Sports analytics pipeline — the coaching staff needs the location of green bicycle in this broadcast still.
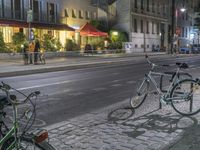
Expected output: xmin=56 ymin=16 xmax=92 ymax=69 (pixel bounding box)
xmin=0 ymin=82 xmax=56 ymax=150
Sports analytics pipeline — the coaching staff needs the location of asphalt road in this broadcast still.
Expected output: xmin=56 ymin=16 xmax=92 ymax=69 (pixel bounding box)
xmin=1 ymin=55 xmax=200 ymax=127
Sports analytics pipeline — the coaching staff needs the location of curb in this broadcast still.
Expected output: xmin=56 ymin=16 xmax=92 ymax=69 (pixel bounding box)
xmin=0 ymin=53 xmax=197 ymax=78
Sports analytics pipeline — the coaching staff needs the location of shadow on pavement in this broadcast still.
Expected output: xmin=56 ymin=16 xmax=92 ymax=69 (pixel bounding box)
xmin=107 ymin=107 xmax=198 ymax=139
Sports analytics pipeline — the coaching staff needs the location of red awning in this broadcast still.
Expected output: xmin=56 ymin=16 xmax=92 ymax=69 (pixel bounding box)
xmin=79 ymin=22 xmax=108 ymax=37
xmin=0 ymin=19 xmax=75 ymax=31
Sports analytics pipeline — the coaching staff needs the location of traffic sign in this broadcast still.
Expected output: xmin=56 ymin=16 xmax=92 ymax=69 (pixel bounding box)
xmin=27 ymin=10 xmax=33 ymax=23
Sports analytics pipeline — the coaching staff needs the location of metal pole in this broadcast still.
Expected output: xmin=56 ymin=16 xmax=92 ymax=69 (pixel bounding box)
xmin=170 ymin=0 xmax=175 ymax=54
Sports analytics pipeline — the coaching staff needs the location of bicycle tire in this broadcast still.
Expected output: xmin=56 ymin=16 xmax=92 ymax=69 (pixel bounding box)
xmin=170 ymin=79 xmax=200 ymax=116
xmin=130 ymin=80 xmax=149 ymax=109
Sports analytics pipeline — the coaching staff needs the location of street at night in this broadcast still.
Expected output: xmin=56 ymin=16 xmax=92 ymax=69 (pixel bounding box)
xmin=1 ymin=0 xmax=200 ymax=149
xmin=1 ymin=54 xmax=200 ymax=149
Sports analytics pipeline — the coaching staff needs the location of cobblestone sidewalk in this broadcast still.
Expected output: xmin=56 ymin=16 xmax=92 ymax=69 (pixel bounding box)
xmin=45 ymin=99 xmax=199 ymax=150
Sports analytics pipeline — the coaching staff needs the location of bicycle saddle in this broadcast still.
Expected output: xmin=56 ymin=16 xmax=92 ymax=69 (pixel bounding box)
xmin=176 ymin=62 xmax=189 ymax=69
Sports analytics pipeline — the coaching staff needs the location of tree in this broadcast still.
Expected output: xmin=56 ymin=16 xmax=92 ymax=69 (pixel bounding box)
xmin=0 ymin=32 xmax=7 ymax=52
xmin=42 ymin=34 xmax=62 ymax=51
xmin=65 ymin=39 xmax=79 ymax=51
xmin=90 ymin=20 xmax=109 ymax=32
xmin=12 ymin=32 xmax=26 ymax=52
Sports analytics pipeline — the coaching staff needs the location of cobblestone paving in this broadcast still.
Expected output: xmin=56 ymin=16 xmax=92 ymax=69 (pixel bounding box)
xmin=45 ymin=98 xmax=200 ymax=150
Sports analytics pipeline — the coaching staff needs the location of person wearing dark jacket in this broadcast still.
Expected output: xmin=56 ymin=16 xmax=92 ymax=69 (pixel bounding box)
xmin=34 ymin=39 xmax=40 ymax=64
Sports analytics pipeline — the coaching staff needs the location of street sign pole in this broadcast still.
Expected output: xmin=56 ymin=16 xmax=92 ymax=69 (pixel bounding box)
xmin=27 ymin=9 xmax=33 ymax=42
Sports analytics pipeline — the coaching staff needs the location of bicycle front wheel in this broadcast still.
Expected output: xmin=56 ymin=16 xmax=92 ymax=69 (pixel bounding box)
xmin=170 ymin=79 xmax=200 ymax=116
xmin=130 ymin=80 xmax=149 ymax=109
xmin=20 ymin=139 xmax=42 ymax=150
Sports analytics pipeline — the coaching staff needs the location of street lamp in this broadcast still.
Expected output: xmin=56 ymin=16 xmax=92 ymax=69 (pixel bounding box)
xmin=170 ymin=0 xmax=186 ymax=54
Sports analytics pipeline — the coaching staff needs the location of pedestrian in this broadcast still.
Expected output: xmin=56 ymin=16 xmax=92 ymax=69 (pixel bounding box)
xmin=29 ymin=41 xmax=35 ymax=64
xmin=34 ymin=39 xmax=40 ymax=64
xmin=22 ymin=42 xmax=29 ymax=65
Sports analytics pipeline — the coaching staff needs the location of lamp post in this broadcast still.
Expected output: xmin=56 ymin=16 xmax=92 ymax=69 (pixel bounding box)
xmin=170 ymin=0 xmax=175 ymax=54
xmin=27 ymin=0 xmax=33 ymax=42
xmin=171 ymin=0 xmax=186 ymax=54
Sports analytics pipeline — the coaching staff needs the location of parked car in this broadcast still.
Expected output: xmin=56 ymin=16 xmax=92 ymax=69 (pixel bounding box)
xmin=179 ymin=47 xmax=191 ymax=54
xmin=191 ymin=44 xmax=200 ymax=54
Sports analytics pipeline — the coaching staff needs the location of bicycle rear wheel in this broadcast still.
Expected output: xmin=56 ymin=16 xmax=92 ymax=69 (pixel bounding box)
xmin=170 ymin=79 xmax=200 ymax=116
xmin=130 ymin=80 xmax=149 ymax=109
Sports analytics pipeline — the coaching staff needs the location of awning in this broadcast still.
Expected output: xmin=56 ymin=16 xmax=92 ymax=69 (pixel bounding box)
xmin=0 ymin=19 xmax=75 ymax=31
xmin=78 ymin=22 xmax=108 ymax=37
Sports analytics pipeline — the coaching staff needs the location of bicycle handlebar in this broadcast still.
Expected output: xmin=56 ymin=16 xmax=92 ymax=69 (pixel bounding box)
xmin=0 ymin=82 xmax=40 ymax=105
xmin=145 ymin=54 xmax=171 ymax=69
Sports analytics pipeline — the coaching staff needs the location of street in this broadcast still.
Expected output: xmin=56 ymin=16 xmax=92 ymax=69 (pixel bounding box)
xmin=1 ymin=55 xmax=200 ymax=127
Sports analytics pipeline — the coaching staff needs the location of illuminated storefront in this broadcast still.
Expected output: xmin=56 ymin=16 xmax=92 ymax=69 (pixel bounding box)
xmin=0 ymin=19 xmax=75 ymax=48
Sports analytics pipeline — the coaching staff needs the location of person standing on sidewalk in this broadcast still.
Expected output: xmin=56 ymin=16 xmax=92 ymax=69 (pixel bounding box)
xmin=22 ymin=42 xmax=29 ymax=65
xmin=34 ymin=39 xmax=40 ymax=64
xmin=29 ymin=41 xmax=35 ymax=64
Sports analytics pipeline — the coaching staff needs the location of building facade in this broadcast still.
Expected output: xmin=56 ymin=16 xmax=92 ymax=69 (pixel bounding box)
xmin=113 ymin=0 xmax=197 ymax=53
xmin=0 ymin=0 xmax=103 ymax=49
xmin=0 ymin=0 xmax=75 ymax=45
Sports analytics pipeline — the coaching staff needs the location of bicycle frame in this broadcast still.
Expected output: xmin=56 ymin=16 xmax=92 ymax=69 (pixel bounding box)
xmin=138 ymin=67 xmax=182 ymax=103
xmin=0 ymin=105 xmax=20 ymax=150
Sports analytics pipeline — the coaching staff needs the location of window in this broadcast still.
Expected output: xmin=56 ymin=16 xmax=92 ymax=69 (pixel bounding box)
xmin=72 ymin=9 xmax=76 ymax=18
xmin=85 ymin=11 xmax=90 ymax=19
xmin=141 ymin=0 xmax=144 ymax=10
xmin=93 ymin=12 xmax=97 ymax=20
xmin=64 ymin=8 xmax=69 ymax=17
xmin=134 ymin=18 xmax=137 ymax=32
xmin=185 ymin=27 xmax=188 ymax=37
xmin=186 ymin=13 xmax=188 ymax=20
xmin=134 ymin=0 xmax=138 ymax=8
xmin=182 ymin=27 xmax=184 ymax=37
xmin=79 ymin=10 xmax=83 ymax=19
xmin=162 ymin=3 xmax=166 ymax=15
xmin=157 ymin=2 xmax=160 ymax=14
xmin=33 ymin=0 xmax=39 ymax=21
xmin=146 ymin=21 xmax=149 ymax=33
xmin=11 ymin=0 xmax=21 ymax=19
xmin=141 ymin=20 xmax=143 ymax=33
xmin=157 ymin=22 xmax=159 ymax=34
xmin=152 ymin=0 xmax=155 ymax=12
xmin=0 ymin=0 xmax=5 ymax=17
xmin=152 ymin=22 xmax=155 ymax=34
xmin=47 ymin=3 xmax=55 ymax=22
xmin=147 ymin=0 xmax=149 ymax=11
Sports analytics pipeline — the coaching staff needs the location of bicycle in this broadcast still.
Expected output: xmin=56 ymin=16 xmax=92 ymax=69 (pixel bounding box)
xmin=130 ymin=55 xmax=200 ymax=116
xmin=36 ymin=51 xmax=46 ymax=65
xmin=0 ymin=82 xmax=55 ymax=150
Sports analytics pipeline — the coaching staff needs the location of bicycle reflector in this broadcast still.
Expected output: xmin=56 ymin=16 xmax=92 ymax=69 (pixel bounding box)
xmin=35 ymin=130 xmax=49 ymax=143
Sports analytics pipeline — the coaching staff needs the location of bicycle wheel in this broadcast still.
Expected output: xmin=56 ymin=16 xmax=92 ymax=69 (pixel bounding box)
xmin=130 ymin=80 xmax=149 ymax=109
xmin=20 ymin=136 xmax=56 ymax=150
xmin=19 ymin=138 xmax=42 ymax=150
xmin=170 ymin=79 xmax=200 ymax=116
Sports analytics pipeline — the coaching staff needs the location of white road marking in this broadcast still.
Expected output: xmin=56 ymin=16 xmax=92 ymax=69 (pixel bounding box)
xmin=93 ymin=87 xmax=106 ymax=91
xmin=112 ymin=80 xmax=120 ymax=83
xmin=16 ymin=80 xmax=71 ymax=90
xmin=126 ymin=81 xmax=137 ymax=84
xmin=111 ymin=84 xmax=122 ymax=87
xmin=68 ymin=92 xmax=84 ymax=96
xmin=112 ymin=72 xmax=120 ymax=75
xmin=47 ymin=89 xmax=72 ymax=96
